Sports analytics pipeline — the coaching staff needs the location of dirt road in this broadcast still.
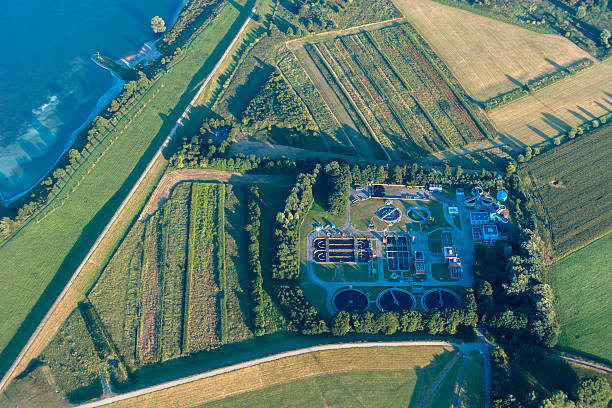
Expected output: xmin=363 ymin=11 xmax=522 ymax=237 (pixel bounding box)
xmin=139 ymin=169 xmax=292 ymax=220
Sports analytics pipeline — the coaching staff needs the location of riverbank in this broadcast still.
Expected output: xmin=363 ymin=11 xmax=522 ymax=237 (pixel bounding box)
xmin=0 ymin=0 xmax=189 ymax=206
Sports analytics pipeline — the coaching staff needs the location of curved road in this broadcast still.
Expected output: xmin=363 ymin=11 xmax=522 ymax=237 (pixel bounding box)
xmin=0 ymin=9 xmax=256 ymax=394
xmin=78 ymin=341 xmax=453 ymax=408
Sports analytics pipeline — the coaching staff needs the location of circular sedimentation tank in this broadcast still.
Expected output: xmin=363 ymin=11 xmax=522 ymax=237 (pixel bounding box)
xmin=421 ymin=288 xmax=461 ymax=311
xmin=376 ymin=288 xmax=415 ymax=312
xmin=406 ymin=206 xmax=431 ymax=223
xmin=333 ymin=289 xmax=369 ymax=313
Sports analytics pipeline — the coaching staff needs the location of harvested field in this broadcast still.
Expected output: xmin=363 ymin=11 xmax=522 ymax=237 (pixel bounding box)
xmin=184 ymin=183 xmax=222 ymax=352
xmin=393 ymin=0 xmax=594 ymax=101
xmin=106 ymin=346 xmax=457 ymax=408
xmin=140 ymin=170 xmax=292 ymax=220
xmin=137 ymin=213 xmax=164 ymax=363
xmin=518 ymin=126 xmax=612 ymax=257
xmin=294 ymin=23 xmax=490 ymax=159
xmin=488 ymin=60 xmax=612 ymax=144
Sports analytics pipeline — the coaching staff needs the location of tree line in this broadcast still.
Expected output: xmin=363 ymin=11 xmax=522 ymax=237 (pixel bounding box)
xmin=331 ymin=289 xmax=478 ymax=336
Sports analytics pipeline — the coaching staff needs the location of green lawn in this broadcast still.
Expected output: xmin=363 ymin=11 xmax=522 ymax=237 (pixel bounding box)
xmin=431 ymin=263 xmax=451 ymax=282
xmin=429 ymin=356 xmax=462 ymax=407
xmin=459 ymin=352 xmax=484 ymax=408
xmin=0 ymin=0 xmax=256 ymax=376
xmin=549 ymin=233 xmax=612 ymax=363
xmin=313 ymin=263 xmax=374 ymax=283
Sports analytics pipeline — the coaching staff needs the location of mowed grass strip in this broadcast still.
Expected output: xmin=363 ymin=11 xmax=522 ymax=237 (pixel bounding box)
xmin=549 ymin=234 xmax=612 ymax=363
xmin=487 ymin=60 xmax=612 ymax=145
xmin=518 ymin=127 xmax=612 ymax=257
xmin=392 ymin=0 xmax=593 ymax=101
xmin=106 ymin=346 xmax=456 ymax=408
xmin=458 ymin=352 xmax=484 ymax=408
xmin=185 ymin=183 xmax=222 ymax=353
xmin=0 ymin=0 xmax=254 ymax=373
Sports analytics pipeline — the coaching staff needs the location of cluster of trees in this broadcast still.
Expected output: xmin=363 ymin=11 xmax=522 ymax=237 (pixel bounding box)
xmin=271 ymin=167 xmax=319 ymax=280
xmin=275 ymin=285 xmax=328 ymax=334
xmin=245 ymin=187 xmax=278 ymax=336
xmin=323 ymin=162 xmax=351 ymax=215
xmin=491 ymin=345 xmax=612 ymax=407
xmin=241 ymin=71 xmax=318 ymax=144
xmin=332 ymin=290 xmax=478 ymax=336
xmin=348 ymin=162 xmax=503 ymax=191
xmin=482 ymin=59 xmax=593 ymax=111
xmin=475 ymin=231 xmax=559 ymax=348
xmin=159 ymin=0 xmax=222 ymax=51
xmin=169 ymin=118 xmax=298 ymax=173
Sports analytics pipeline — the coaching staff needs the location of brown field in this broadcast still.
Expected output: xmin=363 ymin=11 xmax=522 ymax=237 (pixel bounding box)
xmin=107 ymin=346 xmax=456 ymax=408
xmin=392 ymin=0 xmax=594 ymax=101
xmin=488 ymin=60 xmax=612 ymax=144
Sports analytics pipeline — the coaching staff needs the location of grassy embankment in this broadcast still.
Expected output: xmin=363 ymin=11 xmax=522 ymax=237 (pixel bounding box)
xmin=0 ymin=0 xmax=256 ymax=381
xmin=102 ymin=346 xmax=457 ymax=408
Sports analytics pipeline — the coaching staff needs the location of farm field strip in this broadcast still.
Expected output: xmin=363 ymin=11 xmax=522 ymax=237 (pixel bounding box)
xmin=88 ymin=224 xmax=145 ymax=369
xmin=347 ymin=33 xmax=443 ymax=154
xmin=220 ymin=186 xmax=253 ymax=343
xmin=277 ymin=54 xmax=356 ymax=155
xmin=137 ymin=214 xmax=163 ymax=363
xmin=368 ymin=27 xmax=479 ymax=146
xmin=185 ymin=183 xmax=222 ymax=353
xmin=488 ymin=60 xmax=612 ymax=144
xmin=158 ymin=183 xmax=191 ymax=361
xmin=323 ymin=40 xmax=399 ymax=154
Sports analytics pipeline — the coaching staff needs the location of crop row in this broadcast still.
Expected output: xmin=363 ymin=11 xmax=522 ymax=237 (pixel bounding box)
xmin=278 ymin=53 xmax=356 ymax=155
xmin=184 ymin=183 xmax=222 ymax=353
xmin=341 ymin=33 xmax=442 ymax=154
xmin=364 ymin=29 xmax=466 ymax=148
xmin=303 ymin=43 xmax=386 ymax=158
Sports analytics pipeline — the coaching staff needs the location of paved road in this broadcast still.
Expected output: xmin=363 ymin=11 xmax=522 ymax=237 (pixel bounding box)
xmin=77 ymin=341 xmax=454 ymax=408
xmin=0 ymin=10 xmax=256 ymax=394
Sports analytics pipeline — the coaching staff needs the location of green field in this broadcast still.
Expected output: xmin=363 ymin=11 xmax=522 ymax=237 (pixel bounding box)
xmin=0 ymin=0 xmax=256 ymax=377
xmin=549 ymin=233 xmax=612 ymax=362
xmin=519 ymin=126 xmax=612 ymax=258
xmin=458 ymin=352 xmax=484 ymax=408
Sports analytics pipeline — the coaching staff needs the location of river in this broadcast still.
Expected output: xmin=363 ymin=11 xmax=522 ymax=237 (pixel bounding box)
xmin=0 ymin=0 xmax=187 ymax=204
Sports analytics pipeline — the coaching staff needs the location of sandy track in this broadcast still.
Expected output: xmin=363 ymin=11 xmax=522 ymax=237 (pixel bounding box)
xmin=140 ymin=169 xmax=291 ymax=220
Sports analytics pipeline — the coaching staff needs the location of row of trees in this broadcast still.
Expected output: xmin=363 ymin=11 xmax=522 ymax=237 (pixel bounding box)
xmin=271 ymin=167 xmax=319 ymax=280
xmin=323 ymin=162 xmax=351 ymax=215
xmin=245 ymin=187 xmax=278 ymax=336
xmin=331 ymin=290 xmax=478 ymax=336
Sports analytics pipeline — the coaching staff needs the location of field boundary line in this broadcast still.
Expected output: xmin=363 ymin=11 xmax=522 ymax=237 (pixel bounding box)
xmin=77 ymin=341 xmax=453 ymax=408
xmin=0 ymin=10 xmax=256 ymax=394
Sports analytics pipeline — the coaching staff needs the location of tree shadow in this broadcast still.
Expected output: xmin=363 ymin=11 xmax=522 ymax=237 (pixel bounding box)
xmin=505 ymin=74 xmax=526 ymax=90
xmin=408 ymin=349 xmax=460 ymax=408
xmin=527 ymin=124 xmax=550 ymax=142
xmin=577 ymin=105 xmax=597 ymax=120
xmin=542 ymin=112 xmax=571 ymax=133
xmin=544 ymin=57 xmax=564 ymax=71
xmin=227 ymin=61 xmax=274 ymax=119
xmin=567 ymin=108 xmax=589 ymax=123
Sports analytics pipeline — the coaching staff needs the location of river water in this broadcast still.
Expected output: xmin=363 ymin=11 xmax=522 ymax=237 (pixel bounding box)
xmin=0 ymin=0 xmax=186 ymax=203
